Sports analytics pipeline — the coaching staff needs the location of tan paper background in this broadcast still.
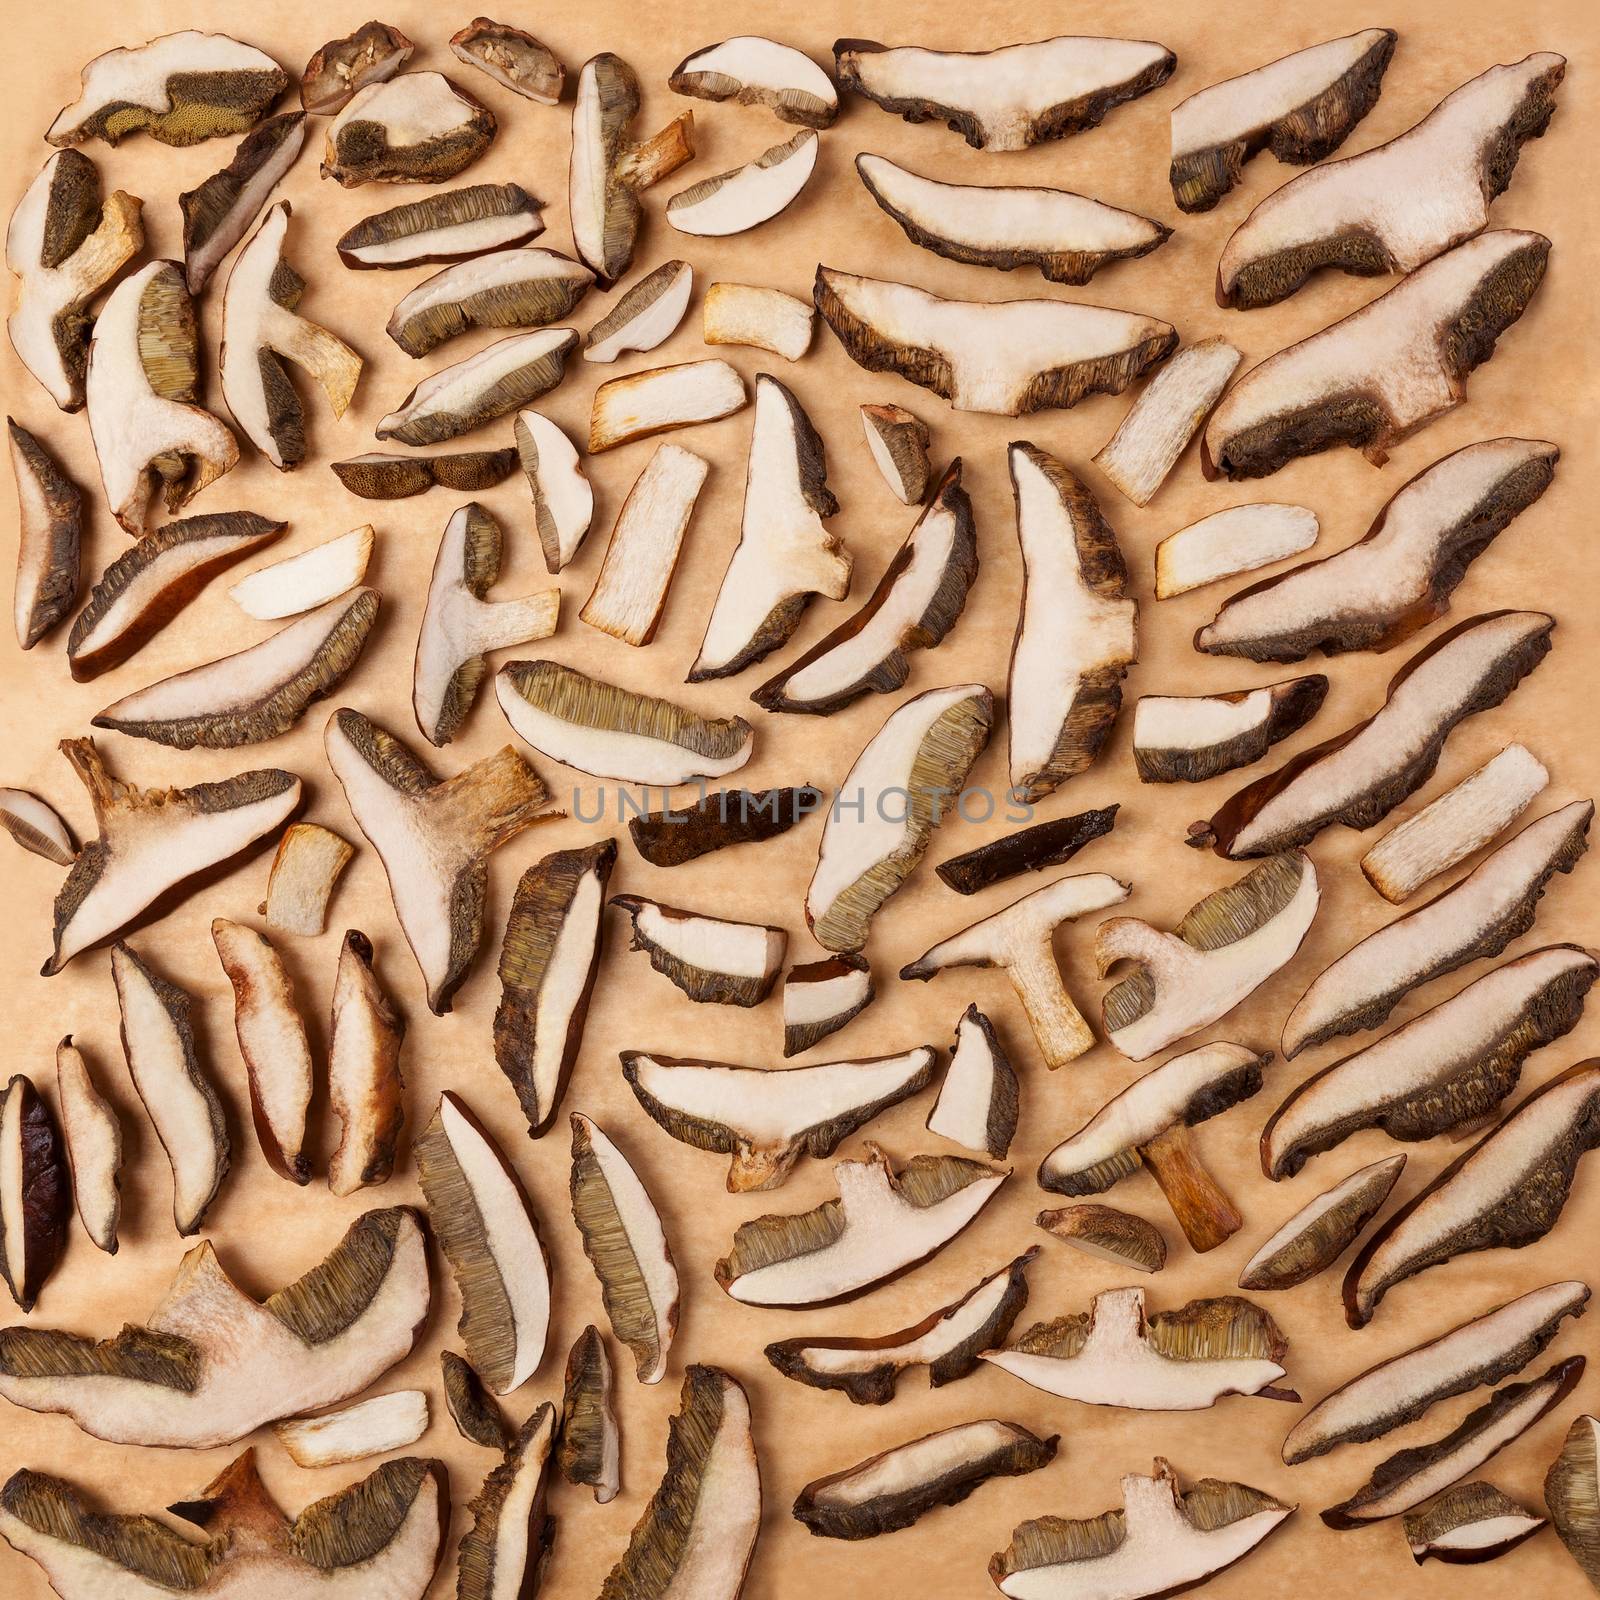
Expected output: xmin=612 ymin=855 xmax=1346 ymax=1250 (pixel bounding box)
xmin=3 ymin=1 xmax=1598 ymax=1595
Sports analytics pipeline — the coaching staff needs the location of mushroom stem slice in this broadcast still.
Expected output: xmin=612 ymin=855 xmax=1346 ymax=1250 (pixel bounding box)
xmin=1238 ymin=1154 xmax=1405 ymax=1292
xmin=1404 ymin=1482 xmax=1547 ymax=1565
xmin=327 ymin=930 xmax=406 ymax=1197
xmin=703 ymin=282 xmax=814 ymax=361
xmin=670 ymin=37 xmax=839 ymax=127
xmin=514 ymin=410 xmax=592 ymax=572
xmin=667 ymin=130 xmax=818 ymax=236
xmin=385 ymin=247 xmax=592 ymax=358
xmin=560 ymin=1326 xmax=620 ymax=1502
xmin=928 ymin=1006 xmax=1018 ymax=1160
xmin=584 ymin=260 xmax=694 ymax=363
xmin=1036 ymin=1205 xmax=1166 ymax=1273
xmin=0 ymin=1075 xmax=69 ymax=1311
xmin=935 ymin=806 xmax=1119 ymax=896
xmin=274 ymin=1390 xmax=429 ymax=1468
xmin=630 ymin=785 xmax=821 ymax=868
xmin=457 ymin=1404 xmax=557 ymax=1600
xmin=1546 ymin=1414 xmax=1600 ymax=1588
xmin=180 ymin=112 xmax=306 ymax=293
xmin=259 ymin=822 xmax=354 ymax=936
xmin=323 ymin=72 xmax=497 ymax=186
xmin=8 ymin=420 xmax=81 ymax=649
xmin=229 ymin=525 xmax=373 ymax=620
xmin=860 ymin=402 xmax=931 ymax=504
xmin=588 ymin=359 xmax=746 ymax=453
xmin=1155 ymin=503 xmax=1319 ymax=599
xmin=1134 ymin=676 xmax=1328 ymax=784
xmin=0 ymin=791 xmax=75 ymax=867
xmin=336 ymin=183 xmax=544 ymax=269
xmin=302 ymin=22 xmax=414 ymax=115
xmin=783 ymin=954 xmax=874 ymax=1057
xmin=450 ymin=19 xmax=564 ymax=104
xmin=442 ymin=1349 xmax=509 ymax=1450
xmin=611 ymin=895 xmax=785 ymax=1008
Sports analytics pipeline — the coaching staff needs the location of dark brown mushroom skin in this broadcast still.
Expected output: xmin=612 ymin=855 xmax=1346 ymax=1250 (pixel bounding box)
xmin=0 ymin=1076 xmax=71 ymax=1312
xmin=935 ymin=806 xmax=1119 ymax=895
xmin=629 ymin=786 xmax=823 ymax=867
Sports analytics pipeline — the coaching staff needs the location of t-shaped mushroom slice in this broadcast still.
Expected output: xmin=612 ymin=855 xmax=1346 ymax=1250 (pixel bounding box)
xmin=9 ymin=420 xmax=81 ymax=650
xmin=323 ymin=72 xmax=497 ymax=186
xmin=1039 ymin=1042 xmax=1270 ymax=1252
xmin=670 ymin=36 xmax=839 ymax=127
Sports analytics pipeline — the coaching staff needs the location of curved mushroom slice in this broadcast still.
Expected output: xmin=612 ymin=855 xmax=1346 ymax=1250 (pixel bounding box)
xmin=181 ymin=112 xmax=305 ymax=293
xmin=1405 ymin=1482 xmax=1546 ymax=1565
xmin=928 ymin=1006 xmax=1017 ymax=1160
xmin=1343 ymin=1063 xmax=1600 ymax=1327
xmin=765 ymin=1250 xmax=1035 ymax=1404
xmin=458 ymin=1403 xmax=556 ymax=1600
xmin=815 ymin=267 xmax=1177 ymax=416
xmin=450 ymin=18 xmax=563 ymax=104
xmin=671 ymin=37 xmax=839 ymax=127
xmin=991 ymin=1458 xmax=1294 ymax=1600
xmin=47 ymin=31 xmax=287 ymax=148
xmin=668 ymin=130 xmax=818 ymax=236
xmin=46 ymin=739 xmax=300 ymax=974
xmin=386 ymin=248 xmax=592 ymax=358
xmin=302 ymin=22 xmax=414 ymax=115
xmin=323 ymin=72 xmax=496 ymax=186
xmin=229 ymin=526 xmax=373 ymax=620
xmin=85 ymin=261 xmax=238 ymax=533
xmin=704 ymin=282 xmax=816 ymax=361
xmin=692 ymin=374 xmax=850 ymax=680
xmin=333 ymin=448 xmax=518 ymax=500
xmin=337 ymin=183 xmax=543 ymax=269
xmin=903 ymin=873 xmax=1131 ymax=1068
xmin=629 ymin=785 xmax=821 ymax=868
xmin=569 ymin=1113 xmax=679 ymax=1384
xmin=1263 ymin=945 xmax=1598 ymax=1179
xmin=752 ymin=460 xmax=975 ymax=715
xmin=1203 ymin=231 xmax=1551 ymax=479
xmin=1036 ymin=1205 xmax=1165 ymax=1274
xmin=807 ymin=684 xmax=994 ymax=952
xmin=716 ymin=1144 xmax=1007 ymax=1307
xmin=860 ymin=402 xmax=931 ymax=504
xmin=378 ymin=332 xmax=576 ymax=448
xmin=0 ymin=1206 xmax=428 ymax=1445
xmin=621 ymin=1046 xmax=937 ymax=1191
xmin=496 ymin=660 xmax=754 ymax=785
xmin=1038 ymin=1042 xmax=1270 ymax=1251
xmin=1098 ymin=853 xmax=1320 ymax=1061
xmin=1155 ymin=503 xmax=1320 ymax=600
xmin=0 ymin=1075 xmax=69 ymax=1311
xmin=443 ymin=1349 xmax=509 ymax=1450
xmin=1133 ymin=677 xmax=1327 ymax=784
xmin=1238 ymin=1154 xmax=1404 ymax=1292
xmin=327 ymin=930 xmax=405 ymax=1196
xmin=1008 ymin=443 xmax=1137 ymax=798
xmin=612 ymin=895 xmax=785 ymax=1008
xmin=9 ymin=421 xmax=80 ymax=649
xmin=514 ymin=410 xmax=591 ymax=573
xmin=784 ymin=954 xmax=874 ymax=1057
xmin=7 ymin=151 xmax=142 ymax=411
xmin=1220 ymin=55 xmax=1566 ymax=310
xmin=936 ymin=806 xmax=1120 ymax=896
xmin=1546 ymin=1415 xmax=1600 ymax=1588
xmin=1191 ymin=612 xmax=1554 ymax=858
xmin=589 ymin=359 xmax=746 ymax=453
xmin=834 ymin=35 xmax=1175 ymax=151
xmin=325 ymin=708 xmax=550 ymax=1013
xmin=1283 ymin=800 xmax=1593 ymax=1056
xmin=585 ymin=260 xmax=693 ymax=363
xmin=94 ymin=588 xmax=380 ymax=749
xmin=0 ymin=790 xmax=74 ymax=866
xmin=274 ymin=1390 xmax=429 ymax=1468
xmin=560 ymin=1326 xmax=620 ymax=1502
xmin=259 ymin=822 xmax=354 ymax=936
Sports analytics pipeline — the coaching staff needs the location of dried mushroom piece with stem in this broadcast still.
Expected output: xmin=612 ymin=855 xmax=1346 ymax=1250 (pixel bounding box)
xmin=514 ymin=410 xmax=592 ymax=572
xmin=450 ymin=18 xmax=564 ymax=104
xmin=274 ymin=1390 xmax=429 ymax=1468
xmin=9 ymin=420 xmax=80 ymax=650
xmin=302 ymin=22 xmax=414 ymax=115
xmin=1546 ymin=1414 xmax=1600 ymax=1589
xmin=1133 ymin=676 xmax=1327 ymax=784
xmin=180 ymin=112 xmax=306 ymax=293
xmin=385 ymin=247 xmax=592 ymax=358
xmin=588 ymin=359 xmax=746 ymax=453
xmin=1036 ymin=1205 xmax=1165 ymax=1274
xmin=860 ymin=402 xmax=931 ymax=504
xmin=442 ymin=1349 xmax=509 ymax=1450
xmin=928 ymin=1006 xmax=1018 ymax=1161
xmin=1237 ymin=1154 xmax=1405 ymax=1292
xmin=323 ymin=71 xmax=496 ymax=186
xmin=704 ymin=281 xmax=815 ymax=361
xmin=630 ymin=785 xmax=821 ymax=868
xmin=1154 ymin=503 xmax=1320 ymax=599
xmin=457 ymin=1403 xmax=556 ymax=1600
xmin=560 ymin=1325 xmax=620 ymax=1503
xmin=259 ymin=822 xmax=354 ymax=936
xmin=327 ymin=930 xmax=405 ymax=1197
xmin=670 ymin=37 xmax=839 ymax=127
xmin=1404 ymin=1482 xmax=1547 ymax=1565
xmin=0 ymin=791 xmax=75 ymax=867
xmin=667 ymin=130 xmax=819 ymax=237
xmin=0 ymin=1075 xmax=69 ymax=1311
xmin=611 ymin=895 xmax=785 ymax=1008
xmin=336 ymin=183 xmax=544 ymax=269
xmin=783 ymin=954 xmax=874 ymax=1057
xmin=585 ymin=260 xmax=694 ymax=363
xmin=335 ymin=448 xmax=520 ymax=500
xmin=936 ymin=806 xmax=1119 ymax=896
xmin=228 ymin=526 xmax=373 ymax=620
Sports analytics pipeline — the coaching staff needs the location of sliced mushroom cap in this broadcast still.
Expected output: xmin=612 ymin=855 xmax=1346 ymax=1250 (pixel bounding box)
xmin=229 ymin=525 xmax=374 ymax=620
xmin=783 ymin=953 xmax=874 ymax=1057
xmin=1036 ymin=1205 xmax=1166 ymax=1273
xmin=1238 ymin=1154 xmax=1405 ymax=1292
xmin=273 ymin=1389 xmax=429 ymax=1468
xmin=667 ymin=129 xmax=818 ymax=237
xmin=585 ymin=260 xmax=693 ymax=365
xmin=1133 ymin=676 xmax=1328 ymax=785
xmin=336 ymin=182 xmax=544 ymax=269
xmin=1155 ymin=503 xmax=1320 ymax=600
xmin=301 ymin=23 xmax=415 ymax=115
xmin=1546 ymin=1414 xmax=1600 ymax=1588
xmin=611 ymin=895 xmax=785 ymax=1008
xmin=588 ymin=359 xmax=746 ymax=452
xmin=629 ymin=785 xmax=822 ymax=869
xmin=559 ymin=1326 xmax=620 ymax=1502
xmin=670 ymin=37 xmax=839 ymax=127
xmin=332 ymin=447 xmax=519 ymax=498
xmin=322 ymin=71 xmax=496 ymax=186
xmin=860 ymin=401 xmax=931 ymax=504
xmin=450 ymin=18 xmax=564 ymax=104
xmin=260 ymin=823 xmax=354 ymax=938
xmin=935 ymin=806 xmax=1119 ymax=896
xmin=456 ymin=1404 xmax=557 ymax=1600
xmin=386 ymin=247 xmax=592 ymax=358
xmin=9 ymin=420 xmax=81 ymax=649
xmin=180 ymin=112 xmax=306 ymax=293
xmin=1404 ymin=1481 xmax=1547 ymax=1564
xmin=52 ymin=1043 xmax=119 ymax=1257
xmin=326 ymin=930 xmax=405 ymax=1197
xmin=514 ymin=410 xmax=592 ymax=573
xmin=928 ymin=1006 xmax=1018 ymax=1161
xmin=442 ymin=1349 xmax=509 ymax=1450
xmin=0 ymin=790 xmax=75 ymax=867
xmin=0 ymin=1075 xmax=69 ymax=1311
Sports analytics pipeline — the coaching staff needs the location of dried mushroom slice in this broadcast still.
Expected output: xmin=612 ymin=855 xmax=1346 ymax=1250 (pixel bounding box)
xmin=936 ymin=806 xmax=1119 ymax=896
xmin=1155 ymin=503 xmax=1320 ymax=599
xmin=325 ymin=708 xmax=551 ymax=1013
xmin=0 ymin=791 xmax=75 ymax=867
xmin=784 ymin=954 xmax=874 ymax=1057
xmin=46 ymin=739 xmax=300 ymax=974
xmin=629 ymin=785 xmax=821 ymax=868
xmin=670 ymin=37 xmax=839 ymax=127
xmin=668 ymin=130 xmax=818 ymax=237
xmin=570 ymin=1113 xmax=679 ymax=1384
xmin=323 ymin=72 xmax=496 ymax=186
xmin=0 ymin=1076 xmax=69 ymax=1312
xmin=443 ymin=1349 xmax=509 ymax=1450
xmin=457 ymin=1403 xmax=556 ymax=1600
xmin=585 ymin=260 xmax=694 ymax=363
xmin=560 ymin=1325 xmax=620 ymax=1501
xmin=589 ymin=359 xmax=746 ymax=453
xmin=229 ymin=525 xmax=373 ymax=620
xmin=704 ymin=282 xmax=815 ymax=362
xmin=1133 ymin=676 xmax=1327 ymax=784
xmin=7 ymin=151 xmax=143 ymax=411
xmin=56 ymin=1044 xmax=124 ymax=1255
xmin=302 ymin=22 xmax=414 ymax=115
xmin=450 ymin=18 xmax=564 ymax=105
xmin=834 ymin=35 xmax=1175 ymax=151
xmin=860 ymin=402 xmax=931 ymax=504
xmin=514 ymin=410 xmax=592 ymax=573
xmin=9 ymin=420 xmax=81 ymax=649
xmin=259 ymin=822 xmax=354 ymax=936
xmin=612 ymin=895 xmax=785 ymax=1008
xmin=1220 ymin=55 xmax=1566 ymax=309
xmin=1547 ymin=1414 xmax=1600 ymax=1589
xmin=0 ymin=1207 xmax=428 ymax=1445
xmin=335 ymin=449 xmax=518 ymax=500
xmin=386 ymin=247 xmax=592 ymax=358
xmin=180 ymin=112 xmax=306 ymax=293
xmin=1203 ymin=231 xmax=1551 ymax=479
xmin=1404 ymin=1482 xmax=1546 ymax=1564
xmin=337 ymin=183 xmax=543 ymax=269
xmin=327 ymin=930 xmax=406 ymax=1197
xmin=928 ymin=1006 xmax=1018 ymax=1160
xmin=815 ymin=266 xmax=1176 ymax=416
xmin=1036 ymin=1205 xmax=1166 ymax=1274
xmin=1238 ymin=1154 xmax=1405 ymax=1292
xmin=716 ymin=1144 xmax=1007 ymax=1307
xmin=274 ymin=1390 xmax=429 ymax=1468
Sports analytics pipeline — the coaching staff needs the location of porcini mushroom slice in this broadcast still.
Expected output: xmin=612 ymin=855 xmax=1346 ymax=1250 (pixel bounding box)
xmin=337 ymin=183 xmax=543 ymax=269
xmin=495 ymin=840 xmax=615 ymax=1138
xmin=815 ymin=267 xmax=1177 ymax=416
xmin=1036 ymin=1205 xmax=1165 ymax=1274
xmin=1133 ymin=677 xmax=1327 ymax=785
xmin=274 ymin=1390 xmax=429 ymax=1468
xmin=1203 ymin=231 xmax=1551 ymax=479
xmin=704 ymin=281 xmax=814 ymax=362
xmin=450 ymin=18 xmax=563 ymax=105
xmin=991 ymin=1458 xmax=1294 ymax=1600
xmin=323 ymin=72 xmax=496 ymax=186
xmin=860 ymin=402 xmax=931 ymax=504
xmin=903 ymin=873 xmax=1131 ymax=1068
xmin=229 ymin=526 xmax=373 ymax=621
xmin=569 ymin=1113 xmax=678 ymax=1384
xmin=928 ymin=1006 xmax=1018 ymax=1160
xmin=753 ymin=460 xmax=976 ymax=715
xmin=1263 ymin=945 xmax=1598 ymax=1179
xmin=1191 ymin=611 xmax=1554 ymax=858
xmin=0 ymin=791 xmax=75 ymax=867
xmin=180 ymin=112 xmax=306 ymax=293
xmin=325 ymin=708 xmax=551 ymax=1013
xmin=0 ymin=1075 xmax=68 ymax=1311
xmin=110 ymin=943 xmax=229 ymax=1235
xmin=7 ymin=151 xmax=142 ymax=411
xmin=1546 ymin=1414 xmax=1600 ymax=1589
xmin=622 ymin=1045 xmax=937 ymax=1191
xmin=765 ymin=1250 xmax=1035 ymax=1404
xmin=670 ymin=37 xmax=839 ymax=127
xmin=1098 ymin=852 xmax=1320 ymax=1061
xmin=692 ymin=374 xmax=850 ymax=680
xmin=936 ymin=807 xmax=1120 ymax=896
xmin=1220 ymin=55 xmax=1566 ymax=310
xmin=386 ymin=248 xmax=592 ymax=358
xmin=1282 ymin=800 xmax=1593 ymax=1057
xmin=0 ymin=1206 xmax=429 ymax=1446
xmin=378 ymin=328 xmax=575 ymax=447
xmin=612 ymin=895 xmax=785 ymax=1008
xmin=9 ymin=421 xmax=80 ymax=649
xmin=589 ymin=359 xmax=746 ymax=453
xmin=514 ymin=410 xmax=591 ymax=573
xmin=47 ymin=32 xmax=287 ymax=148
xmin=496 ymin=660 xmax=754 ymax=785
xmin=834 ymin=35 xmax=1175 ymax=151
xmin=1007 ymin=442 xmax=1137 ymax=799
xmin=668 ymin=129 xmax=818 ymax=237
xmin=716 ymin=1144 xmax=1007 ymax=1307
xmin=457 ymin=1402 xmax=556 ymax=1600
xmin=94 ymin=588 xmax=380 ymax=750
xmin=416 ymin=1092 xmax=550 ymax=1394
xmin=1404 ymin=1482 xmax=1546 ymax=1564
xmin=1238 ymin=1154 xmax=1405 ymax=1292
xmin=584 ymin=260 xmax=693 ymax=363
xmin=302 ymin=22 xmax=414 ymax=115
xmin=569 ymin=54 xmax=696 ymax=285
xmin=414 ymin=503 xmax=558 ymax=745
xmin=1039 ymin=1042 xmax=1270 ymax=1252
xmin=984 ymin=1288 xmax=1295 ymax=1409
xmin=259 ymin=822 xmax=354 ymax=936
xmin=808 ymin=684 xmax=994 ymax=952
xmin=85 ymin=261 xmax=238 ymax=534
xmin=46 ymin=739 xmax=301 ymax=974
xmin=54 ymin=1040 xmax=120 ymax=1256
xmin=630 ymin=785 xmax=822 ymax=868
xmin=327 ymin=930 xmax=405 ymax=1197
xmin=560 ymin=1325 xmax=620 ymax=1501
xmin=797 ymin=1420 xmax=1057 ymax=1540
xmin=1155 ymin=503 xmax=1320 ymax=599
xmin=784 ymin=954 xmax=874 ymax=1057
xmin=442 ymin=1349 xmax=509 ymax=1450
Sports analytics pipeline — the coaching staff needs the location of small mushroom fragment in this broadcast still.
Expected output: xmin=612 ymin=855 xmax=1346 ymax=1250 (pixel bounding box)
xmin=860 ymin=402 xmax=931 ymax=504
xmin=612 ymin=895 xmax=785 ymax=1008
xmin=1219 ymin=55 xmax=1566 ymax=310
xmin=1238 ymin=1154 xmax=1405 ymax=1292
xmin=54 ymin=1039 xmax=121 ymax=1255
xmin=667 ymin=129 xmax=818 ymax=237
xmin=386 ymin=248 xmax=592 ymax=358
xmin=323 ymin=72 xmax=496 ymax=186
xmin=1546 ymin=1414 xmax=1600 ymax=1589
xmin=450 ymin=18 xmax=563 ymax=104
xmin=784 ymin=954 xmax=874 ymax=1057
xmin=670 ymin=37 xmax=839 ymax=127
xmin=301 ymin=23 xmax=414 ymax=115
xmin=47 ymin=32 xmax=288 ymax=148
xmin=495 ymin=840 xmax=615 ymax=1138
xmin=337 ymin=183 xmax=544 ymax=269
xmin=569 ymin=1113 xmax=679 ymax=1384
xmin=904 ymin=873 xmax=1131 ymax=1068
xmin=808 ymin=684 xmax=994 ymax=952
xmin=834 ymin=35 xmax=1175 ymax=151
xmin=1036 ymin=1205 xmax=1166 ymax=1274
xmin=716 ymin=1144 xmax=1007 ymax=1307
xmin=991 ymin=1458 xmax=1295 ymax=1600
xmin=274 ymin=1390 xmax=429 ymax=1468
xmin=1098 ymin=853 xmax=1319 ymax=1061
xmin=46 ymin=739 xmax=301 ymax=974
xmin=229 ymin=527 xmax=372 ymax=620
xmin=457 ymin=1403 xmax=557 ymax=1600
xmin=442 ymin=1349 xmax=509 ymax=1450
xmin=1039 ymin=1042 xmax=1270 ymax=1252
xmin=570 ymin=53 xmax=696 ymax=285
xmin=816 ymin=267 xmax=1177 ymax=416
xmin=180 ymin=112 xmax=306 ymax=293
xmin=703 ymin=282 xmax=814 ymax=362
xmin=0 ymin=1076 xmax=69 ymax=1312
xmin=259 ymin=823 xmax=354 ymax=936
xmin=414 ymin=503 xmax=559 ymax=746
xmin=630 ymin=785 xmax=821 ymax=868
xmin=0 ymin=791 xmax=74 ymax=867
xmin=7 ymin=152 xmax=143 ymax=411
xmin=1203 ymin=231 xmax=1551 ymax=479
xmin=9 ymin=421 xmax=80 ymax=649
xmin=1133 ymin=677 xmax=1327 ymax=785
xmin=1155 ymin=503 xmax=1320 ymax=599
xmin=325 ymin=708 xmax=551 ymax=1014
xmin=327 ymin=931 xmax=406 ymax=1197
xmin=514 ymin=410 xmax=591 ymax=573
xmin=936 ymin=806 xmax=1120 ymax=896
xmin=765 ymin=1250 xmax=1035 ymax=1404
xmin=1404 ymin=1482 xmax=1547 ymax=1565
xmin=1169 ymin=30 xmax=1398 ymax=212
xmin=584 ymin=260 xmax=693 ymax=363
xmin=589 ymin=360 xmax=746 ymax=453
xmin=928 ymin=1007 xmax=1018 ymax=1160
xmin=110 ymin=943 xmax=229 ymax=1235
xmin=495 ymin=660 xmax=754 ymax=785
xmin=560 ymin=1325 xmax=620 ymax=1502
xmin=753 ymin=461 xmax=976 ymax=715
xmin=1282 ymin=800 xmax=1593 ymax=1056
